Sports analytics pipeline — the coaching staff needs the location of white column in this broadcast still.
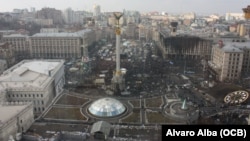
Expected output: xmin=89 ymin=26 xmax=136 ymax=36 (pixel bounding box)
xmin=116 ymin=34 xmax=120 ymax=76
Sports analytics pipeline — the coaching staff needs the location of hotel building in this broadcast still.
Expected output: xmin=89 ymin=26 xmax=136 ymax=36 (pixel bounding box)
xmin=208 ymin=40 xmax=250 ymax=82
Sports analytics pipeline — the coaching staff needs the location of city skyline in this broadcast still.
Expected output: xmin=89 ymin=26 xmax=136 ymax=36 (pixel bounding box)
xmin=1 ymin=0 xmax=249 ymax=15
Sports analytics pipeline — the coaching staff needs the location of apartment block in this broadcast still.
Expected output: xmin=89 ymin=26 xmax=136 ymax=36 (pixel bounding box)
xmin=208 ymin=40 xmax=250 ymax=82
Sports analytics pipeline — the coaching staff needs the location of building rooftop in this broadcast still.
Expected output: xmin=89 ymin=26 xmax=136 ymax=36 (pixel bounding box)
xmin=3 ymin=34 xmax=28 ymax=38
xmin=90 ymin=121 xmax=111 ymax=136
xmin=221 ymin=44 xmax=243 ymax=53
xmin=32 ymin=32 xmax=80 ymax=37
xmin=0 ymin=59 xmax=64 ymax=91
xmin=0 ymin=103 xmax=30 ymax=128
xmin=32 ymin=29 xmax=92 ymax=38
xmin=0 ymin=30 xmax=16 ymax=33
xmin=220 ymin=41 xmax=250 ymax=53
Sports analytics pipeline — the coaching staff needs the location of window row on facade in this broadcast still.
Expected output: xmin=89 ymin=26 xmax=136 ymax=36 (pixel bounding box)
xmin=9 ymin=100 xmax=44 ymax=105
xmin=9 ymin=93 xmax=44 ymax=98
xmin=34 ymin=107 xmax=45 ymax=112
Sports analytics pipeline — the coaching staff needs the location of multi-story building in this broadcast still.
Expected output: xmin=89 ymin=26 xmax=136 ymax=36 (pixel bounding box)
xmin=152 ymin=27 xmax=160 ymax=42
xmin=125 ymin=22 xmax=136 ymax=38
xmin=208 ymin=40 xmax=246 ymax=82
xmin=30 ymin=29 xmax=95 ymax=59
xmin=237 ymin=23 xmax=250 ymax=37
xmin=0 ymin=102 xmax=34 ymax=141
xmin=240 ymin=42 xmax=250 ymax=76
xmin=63 ymin=8 xmax=74 ymax=24
xmin=159 ymin=32 xmax=213 ymax=60
xmin=2 ymin=34 xmax=31 ymax=61
xmin=0 ymin=59 xmax=65 ymax=116
xmin=138 ymin=24 xmax=152 ymax=41
xmin=34 ymin=18 xmax=53 ymax=26
xmin=73 ymin=11 xmax=88 ymax=24
xmin=0 ymin=42 xmax=15 ymax=67
xmin=93 ymin=4 xmax=101 ymax=17
xmin=36 ymin=8 xmax=64 ymax=25
xmin=225 ymin=13 xmax=245 ymax=21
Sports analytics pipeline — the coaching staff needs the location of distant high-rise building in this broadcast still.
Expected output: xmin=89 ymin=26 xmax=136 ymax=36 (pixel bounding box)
xmin=30 ymin=7 xmax=36 ymax=12
xmin=93 ymin=4 xmax=101 ymax=17
xmin=36 ymin=8 xmax=64 ymax=24
xmin=63 ymin=8 xmax=74 ymax=24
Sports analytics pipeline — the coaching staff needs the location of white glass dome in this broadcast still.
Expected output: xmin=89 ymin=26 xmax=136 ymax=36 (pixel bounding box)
xmin=88 ymin=97 xmax=126 ymax=117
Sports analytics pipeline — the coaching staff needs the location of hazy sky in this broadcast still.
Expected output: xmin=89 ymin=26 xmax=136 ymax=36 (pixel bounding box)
xmin=1 ymin=0 xmax=249 ymax=15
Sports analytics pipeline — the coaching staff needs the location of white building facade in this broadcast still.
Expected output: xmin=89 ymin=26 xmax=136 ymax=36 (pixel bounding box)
xmin=30 ymin=29 xmax=95 ymax=59
xmin=0 ymin=59 xmax=65 ymax=115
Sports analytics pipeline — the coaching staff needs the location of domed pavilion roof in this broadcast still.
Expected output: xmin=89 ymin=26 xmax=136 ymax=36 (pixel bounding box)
xmin=88 ymin=97 xmax=126 ymax=117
